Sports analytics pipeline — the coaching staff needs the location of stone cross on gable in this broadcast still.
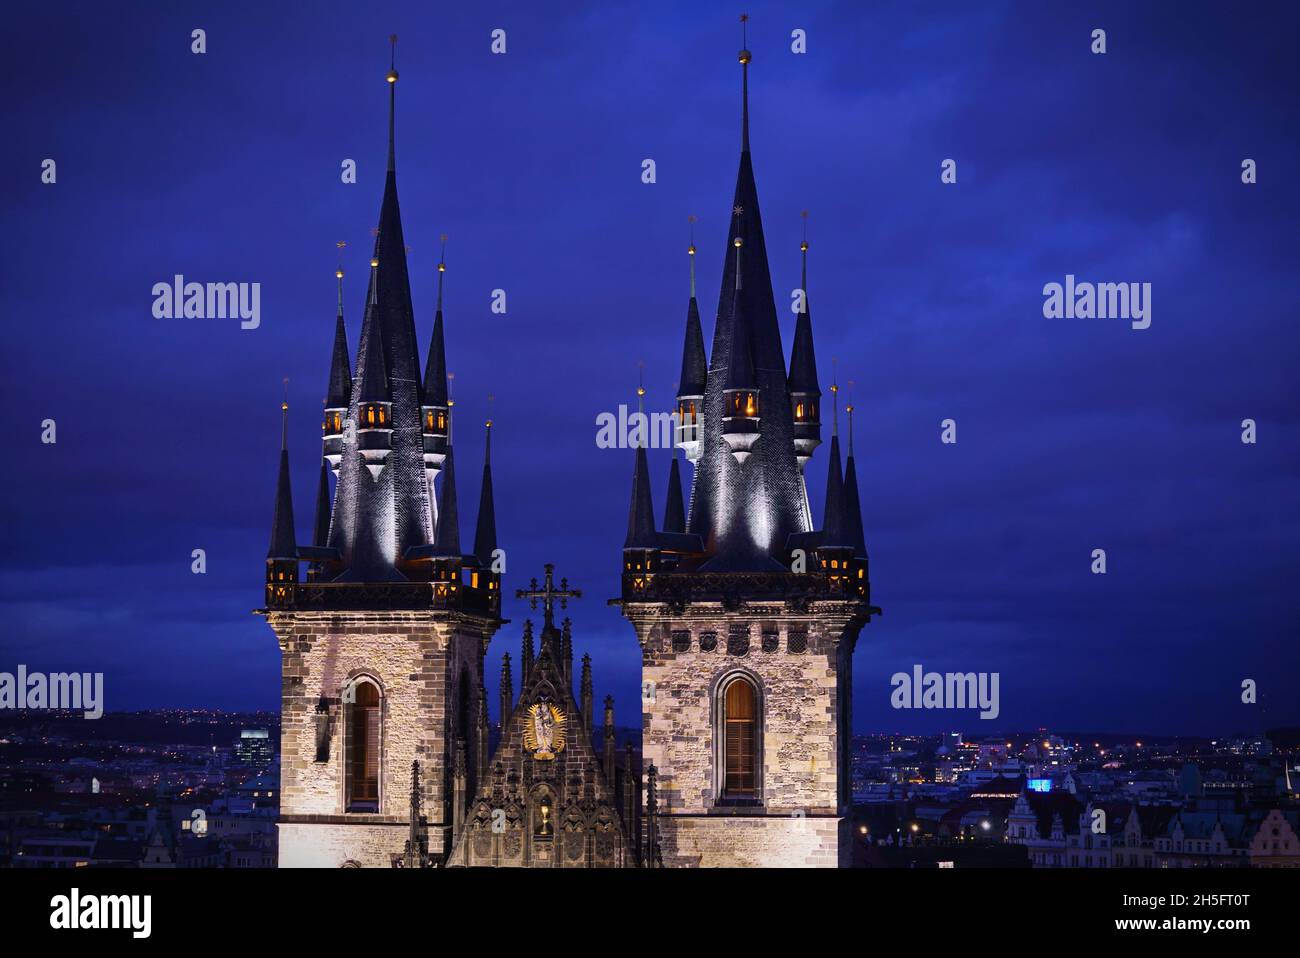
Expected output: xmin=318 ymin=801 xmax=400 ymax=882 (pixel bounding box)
xmin=516 ymin=563 xmax=581 ymax=634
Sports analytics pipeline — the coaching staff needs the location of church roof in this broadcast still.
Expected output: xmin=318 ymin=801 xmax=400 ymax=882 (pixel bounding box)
xmin=663 ymin=455 xmax=686 ymax=534
xmin=624 ymin=444 xmax=657 ymax=549
xmin=819 ymin=432 xmax=849 ymax=548
xmin=473 ymin=424 xmax=497 ymax=565
xmin=311 ymin=459 xmax=332 ymax=548
xmin=322 ymin=60 xmax=440 ymax=580
xmin=677 ymin=294 xmax=708 ymax=397
xmin=325 ymin=303 xmax=352 ymax=410
xmin=432 ymin=445 xmax=461 ymax=556
xmin=843 ymin=447 xmax=866 ymax=557
xmin=683 ymin=49 xmax=810 ymax=569
xmin=267 ymin=406 xmax=297 ymax=560
xmin=787 ymin=245 xmax=820 ymax=396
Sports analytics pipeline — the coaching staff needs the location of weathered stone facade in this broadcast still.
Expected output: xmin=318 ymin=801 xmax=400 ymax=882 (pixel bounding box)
xmin=630 ymin=603 xmax=861 ymax=867
xmin=267 ymin=609 xmax=498 ymax=868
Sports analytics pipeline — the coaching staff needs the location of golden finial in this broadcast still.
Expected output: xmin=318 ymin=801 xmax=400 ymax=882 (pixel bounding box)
xmin=447 ymin=371 xmax=455 ymax=407
xmin=438 ymin=233 xmax=447 ymax=273
xmin=636 ymin=360 xmax=646 ymax=398
xmin=335 ymin=240 xmax=347 ymax=278
xmin=486 ymin=393 xmax=494 ymax=430
xmin=370 ymin=256 xmax=379 ymax=268
xmin=387 ymin=34 xmax=399 ymax=83
xmin=281 ymin=377 xmax=289 ymax=412
xmin=800 ymin=210 xmax=809 ymax=253
xmin=846 ymin=379 xmax=855 ymax=416
xmin=687 ymin=214 xmax=697 ymax=256
xmin=739 ymin=13 xmax=751 ymax=63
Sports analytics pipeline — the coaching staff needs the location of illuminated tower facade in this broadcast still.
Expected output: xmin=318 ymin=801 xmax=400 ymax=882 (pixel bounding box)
xmin=616 ymin=34 xmax=877 ymax=867
xmin=259 ymin=42 xmax=502 ymax=868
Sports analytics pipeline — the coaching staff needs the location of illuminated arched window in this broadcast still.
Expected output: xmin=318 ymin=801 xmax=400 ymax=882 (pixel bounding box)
xmin=719 ymin=675 xmax=759 ymax=801
xmin=345 ymin=678 xmax=381 ymax=812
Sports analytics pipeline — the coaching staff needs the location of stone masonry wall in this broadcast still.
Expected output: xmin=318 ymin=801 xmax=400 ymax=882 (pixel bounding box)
xmin=639 ymin=606 xmax=854 ymax=867
xmin=267 ymin=610 xmax=493 ymax=868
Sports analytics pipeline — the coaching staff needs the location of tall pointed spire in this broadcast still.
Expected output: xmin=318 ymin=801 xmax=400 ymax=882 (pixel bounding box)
xmin=788 ymin=212 xmax=820 ymax=395
xmin=326 ymin=256 xmax=351 ymax=409
xmin=473 ymin=410 xmax=497 ymax=566
xmin=356 ymin=259 xmax=390 ymax=404
xmin=268 ymin=389 xmax=298 ymax=559
xmin=820 ymin=376 xmax=848 ymax=545
xmin=625 ymin=374 xmax=657 ymax=548
xmin=423 ymin=235 xmax=449 ymax=406
xmin=663 ymin=455 xmax=686 ymax=534
xmin=677 ymin=221 xmax=708 ymax=398
xmin=312 ymin=459 xmax=332 ymax=547
xmin=432 ymin=445 xmax=460 ymax=555
xmin=843 ymin=383 xmax=867 ymax=557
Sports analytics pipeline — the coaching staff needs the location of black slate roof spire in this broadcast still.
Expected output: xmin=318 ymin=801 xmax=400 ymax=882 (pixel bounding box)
xmin=322 ymin=40 xmax=432 ymax=580
xmin=788 ymin=215 xmax=820 ymax=395
xmin=268 ymin=394 xmax=298 ymax=559
xmin=663 ymin=455 xmax=686 ymax=534
xmin=677 ymin=227 xmax=708 ymax=397
xmin=432 ymin=444 xmax=460 ymax=556
xmin=326 ymin=264 xmax=352 ymax=409
xmin=624 ymin=378 xmax=658 ymax=549
xmin=844 ymin=385 xmax=867 ymax=556
xmin=355 ymin=261 xmax=391 ymax=404
xmin=686 ymin=34 xmax=808 ymax=569
xmin=312 ymin=458 xmax=332 ymax=547
xmin=473 ymin=414 xmax=497 ymax=565
xmin=820 ymin=378 xmax=848 ymax=546
xmin=423 ymin=236 xmax=449 ymax=406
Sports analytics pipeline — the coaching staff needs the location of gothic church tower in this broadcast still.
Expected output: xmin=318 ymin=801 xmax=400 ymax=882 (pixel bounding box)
xmin=260 ymin=44 xmax=503 ymax=868
xmin=616 ymin=34 xmax=877 ymax=867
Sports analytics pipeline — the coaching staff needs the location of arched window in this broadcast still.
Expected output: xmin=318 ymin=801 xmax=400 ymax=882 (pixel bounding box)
xmin=345 ymin=679 xmax=381 ymax=812
xmin=720 ymin=675 xmax=759 ymax=801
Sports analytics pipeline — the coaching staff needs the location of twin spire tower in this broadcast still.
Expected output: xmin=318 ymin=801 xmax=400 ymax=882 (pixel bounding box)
xmin=260 ymin=36 xmax=505 ymax=868
xmin=616 ymin=20 xmax=877 ymax=868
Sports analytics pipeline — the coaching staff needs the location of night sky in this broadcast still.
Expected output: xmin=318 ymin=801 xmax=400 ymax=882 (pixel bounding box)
xmin=2 ymin=1 xmax=1297 ymax=736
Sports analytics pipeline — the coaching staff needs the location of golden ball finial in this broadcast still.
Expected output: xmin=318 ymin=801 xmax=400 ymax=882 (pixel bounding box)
xmin=438 ymin=262 xmax=446 ymax=273
xmin=636 ymin=385 xmax=646 ymax=398
xmin=688 ymin=244 xmax=696 ymax=256
xmin=739 ymin=50 xmax=751 ymax=65
xmin=281 ymin=400 xmax=289 ymax=412
xmin=336 ymin=268 xmax=344 ymax=279
xmin=386 ymin=69 xmax=398 ymax=84
xmin=486 ymin=418 xmax=493 ymax=429
xmin=370 ymin=256 xmax=379 ymax=268
xmin=733 ymin=236 xmax=743 ymax=248
xmin=800 ymin=241 xmax=809 ymax=253
xmin=830 ymin=382 xmax=839 ymax=393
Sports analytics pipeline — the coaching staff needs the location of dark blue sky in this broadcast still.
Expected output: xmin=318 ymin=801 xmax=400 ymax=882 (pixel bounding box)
xmin=2 ymin=1 xmax=1297 ymax=736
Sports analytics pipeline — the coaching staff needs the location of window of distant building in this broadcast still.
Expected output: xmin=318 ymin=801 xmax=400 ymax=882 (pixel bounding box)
xmin=345 ymin=677 xmax=382 ymax=812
